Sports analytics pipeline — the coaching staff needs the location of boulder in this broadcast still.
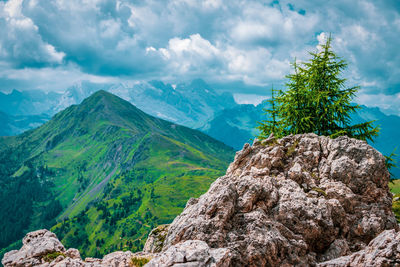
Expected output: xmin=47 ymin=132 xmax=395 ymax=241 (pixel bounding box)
xmin=1 ymin=230 xmax=153 ymax=267
xmin=2 ymin=229 xmax=65 ymax=267
xmin=159 ymin=134 xmax=398 ymax=266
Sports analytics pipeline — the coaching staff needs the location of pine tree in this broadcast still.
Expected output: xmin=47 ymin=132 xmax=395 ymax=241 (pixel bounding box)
xmin=257 ymin=86 xmax=280 ymax=138
xmin=258 ymin=35 xmax=379 ymax=142
xmin=278 ymin=59 xmax=314 ymax=135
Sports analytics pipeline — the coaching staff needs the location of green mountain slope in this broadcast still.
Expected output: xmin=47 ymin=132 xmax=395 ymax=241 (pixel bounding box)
xmin=0 ymin=90 xmax=234 ymax=258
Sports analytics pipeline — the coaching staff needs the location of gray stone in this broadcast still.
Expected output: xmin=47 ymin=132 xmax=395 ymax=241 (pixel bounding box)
xmin=319 ymin=229 xmax=400 ymax=266
xmin=143 ymin=224 xmax=170 ymax=253
xmin=146 ymin=240 xmax=230 ymax=267
xmin=2 ymin=229 xmax=65 ymax=267
xmin=162 ymin=134 xmax=398 ymax=266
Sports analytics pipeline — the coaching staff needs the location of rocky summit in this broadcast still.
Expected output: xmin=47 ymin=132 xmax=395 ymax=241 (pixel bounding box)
xmin=3 ymin=133 xmax=400 ymax=267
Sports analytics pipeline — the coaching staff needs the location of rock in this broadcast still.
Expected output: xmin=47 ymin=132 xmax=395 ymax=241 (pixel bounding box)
xmin=1 ymin=230 xmax=153 ymax=267
xmin=2 ymin=229 xmax=65 ymax=267
xmin=100 ymin=251 xmax=136 ymax=266
xmin=146 ymin=240 xmax=231 ymax=267
xmin=65 ymin=248 xmax=81 ymax=260
xmin=143 ymin=224 xmax=170 ymax=253
xmin=161 ymin=134 xmax=398 ymax=266
xmin=319 ymin=229 xmax=400 ymax=266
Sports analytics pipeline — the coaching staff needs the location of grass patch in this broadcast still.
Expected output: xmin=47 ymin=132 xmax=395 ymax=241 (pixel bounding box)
xmin=42 ymin=252 xmax=65 ymax=262
xmin=310 ymin=187 xmax=327 ymax=197
xmin=392 ymin=197 xmax=400 ymax=223
xmin=262 ymin=137 xmax=278 ymax=147
xmin=310 ymin=172 xmax=320 ymax=180
xmin=389 ymin=179 xmax=400 ymax=195
xmin=286 ymin=140 xmax=299 ymax=157
xmin=131 ymin=256 xmax=150 ymax=267
xmin=390 ymin=180 xmax=400 ymax=222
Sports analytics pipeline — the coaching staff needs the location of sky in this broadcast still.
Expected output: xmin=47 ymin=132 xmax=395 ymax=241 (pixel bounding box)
xmin=0 ymin=0 xmax=399 ymax=114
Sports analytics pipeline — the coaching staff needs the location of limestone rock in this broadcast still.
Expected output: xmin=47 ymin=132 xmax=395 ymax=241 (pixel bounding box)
xmin=100 ymin=251 xmax=136 ymax=266
xmin=65 ymin=248 xmax=81 ymax=260
xmin=1 ymin=230 xmax=153 ymax=267
xmin=319 ymin=229 xmax=400 ymax=266
xmin=143 ymin=224 xmax=170 ymax=253
xmin=2 ymin=229 xmax=66 ymax=267
xmin=146 ymin=240 xmax=231 ymax=267
xmin=161 ymin=134 xmax=398 ymax=266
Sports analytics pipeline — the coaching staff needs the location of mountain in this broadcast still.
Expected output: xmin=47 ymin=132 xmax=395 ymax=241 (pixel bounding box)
xmin=0 ymin=79 xmax=237 ymax=134
xmin=200 ymin=103 xmax=400 ymax=178
xmin=199 ymin=103 xmax=265 ymax=150
xmin=353 ymin=105 xmax=400 ymax=158
xmin=57 ymin=79 xmax=237 ymax=128
xmin=0 ymin=89 xmax=60 ymax=116
xmin=0 ymin=90 xmax=234 ymax=259
xmin=0 ymin=111 xmax=50 ymax=136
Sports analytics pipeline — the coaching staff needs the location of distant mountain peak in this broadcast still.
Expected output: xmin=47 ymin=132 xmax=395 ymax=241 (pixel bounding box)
xmin=79 ymin=89 xmax=134 ymax=110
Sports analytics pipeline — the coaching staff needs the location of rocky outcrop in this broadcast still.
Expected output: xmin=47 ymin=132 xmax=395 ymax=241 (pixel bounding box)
xmin=1 ymin=229 xmax=153 ymax=267
xmin=157 ymin=133 xmax=398 ymax=266
xmin=3 ymin=134 xmax=399 ymax=266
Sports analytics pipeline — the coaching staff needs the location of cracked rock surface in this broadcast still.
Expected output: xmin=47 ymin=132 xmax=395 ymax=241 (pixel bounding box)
xmin=160 ymin=134 xmax=398 ymax=266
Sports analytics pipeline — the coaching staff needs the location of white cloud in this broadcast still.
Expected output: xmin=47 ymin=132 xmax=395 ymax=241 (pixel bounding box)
xmin=155 ymin=34 xmax=290 ymax=85
xmin=154 ymin=34 xmax=220 ymax=74
xmin=44 ymin=44 xmax=65 ymax=63
xmin=0 ymin=0 xmax=66 ymax=66
xmin=100 ymin=19 xmax=121 ymax=39
xmin=356 ymin=91 xmax=400 ymax=116
xmin=0 ymin=64 xmax=119 ymax=92
xmin=233 ymin=93 xmax=268 ymax=106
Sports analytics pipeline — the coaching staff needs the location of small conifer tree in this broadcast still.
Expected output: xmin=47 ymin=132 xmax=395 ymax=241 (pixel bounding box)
xmin=258 ymin=35 xmax=379 ymax=142
xmin=257 ymin=86 xmax=280 ymax=139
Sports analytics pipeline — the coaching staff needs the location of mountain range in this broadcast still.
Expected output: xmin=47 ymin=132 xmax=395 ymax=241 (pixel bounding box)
xmin=0 ymin=111 xmax=49 ymax=136
xmin=1 ymin=79 xmax=399 ymax=177
xmin=0 ymin=90 xmax=234 ymax=259
xmin=0 ymin=79 xmax=236 ymax=135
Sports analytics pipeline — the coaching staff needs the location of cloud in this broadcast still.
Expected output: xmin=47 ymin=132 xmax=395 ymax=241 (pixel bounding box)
xmin=356 ymin=92 xmax=400 ymax=116
xmin=233 ymin=93 xmax=268 ymax=106
xmin=0 ymin=0 xmax=398 ymax=114
xmin=0 ymin=63 xmax=119 ymax=92
xmin=151 ymin=33 xmax=289 ymax=85
xmin=0 ymin=0 xmax=65 ymax=67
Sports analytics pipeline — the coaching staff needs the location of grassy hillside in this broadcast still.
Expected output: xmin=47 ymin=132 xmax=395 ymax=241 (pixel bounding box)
xmin=390 ymin=180 xmax=400 ymax=223
xmin=0 ymin=90 xmax=234 ymax=258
